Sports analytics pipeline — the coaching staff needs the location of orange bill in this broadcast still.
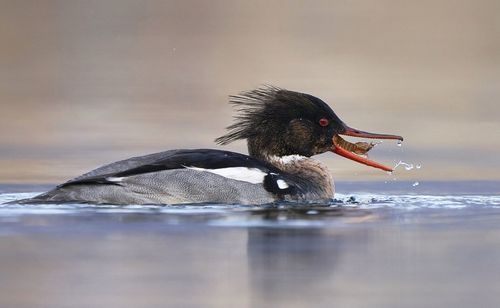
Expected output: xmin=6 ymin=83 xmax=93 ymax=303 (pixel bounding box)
xmin=332 ymin=125 xmax=403 ymax=172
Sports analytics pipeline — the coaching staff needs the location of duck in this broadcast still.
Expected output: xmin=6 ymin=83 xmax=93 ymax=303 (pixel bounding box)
xmin=14 ymin=86 xmax=403 ymax=205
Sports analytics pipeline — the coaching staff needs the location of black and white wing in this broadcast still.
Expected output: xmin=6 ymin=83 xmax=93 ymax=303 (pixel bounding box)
xmin=59 ymin=149 xmax=296 ymax=196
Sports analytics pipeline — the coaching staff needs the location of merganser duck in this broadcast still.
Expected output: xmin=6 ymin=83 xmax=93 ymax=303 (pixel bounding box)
xmin=15 ymin=86 xmax=403 ymax=205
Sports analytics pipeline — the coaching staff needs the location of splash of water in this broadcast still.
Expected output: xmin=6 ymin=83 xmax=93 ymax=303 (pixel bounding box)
xmin=394 ymin=161 xmax=414 ymax=171
xmin=412 ymin=181 xmax=420 ymax=187
xmin=371 ymin=140 xmax=384 ymax=147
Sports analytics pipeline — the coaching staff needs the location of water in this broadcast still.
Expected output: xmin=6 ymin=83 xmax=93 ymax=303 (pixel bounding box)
xmin=1 ymin=182 xmax=500 ymax=308
xmin=394 ymin=161 xmax=415 ymax=171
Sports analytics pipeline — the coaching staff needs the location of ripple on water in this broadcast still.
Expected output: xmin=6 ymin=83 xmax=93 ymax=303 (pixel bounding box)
xmin=1 ymin=191 xmax=500 ymax=230
xmin=1 ymin=192 xmax=500 ymax=215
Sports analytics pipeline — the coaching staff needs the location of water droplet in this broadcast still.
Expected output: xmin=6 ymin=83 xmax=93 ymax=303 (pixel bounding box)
xmin=386 ymin=171 xmax=393 ymax=175
xmin=397 ymin=140 xmax=403 ymax=147
xmin=393 ymin=161 xmax=414 ymax=171
xmin=416 ymin=164 xmax=422 ymax=169
xmin=412 ymin=181 xmax=420 ymax=187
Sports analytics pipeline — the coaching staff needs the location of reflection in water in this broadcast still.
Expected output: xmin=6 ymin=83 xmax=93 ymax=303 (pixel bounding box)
xmin=2 ymin=187 xmax=500 ymax=307
xmin=1 ymin=205 xmax=500 ymax=307
xmin=248 ymin=228 xmax=342 ymax=306
xmin=246 ymin=208 xmax=372 ymax=307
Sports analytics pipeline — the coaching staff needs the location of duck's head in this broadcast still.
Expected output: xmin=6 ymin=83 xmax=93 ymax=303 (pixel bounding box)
xmin=215 ymin=86 xmax=403 ymax=172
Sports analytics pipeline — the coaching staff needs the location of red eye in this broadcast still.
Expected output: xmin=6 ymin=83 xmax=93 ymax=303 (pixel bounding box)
xmin=319 ymin=118 xmax=329 ymax=127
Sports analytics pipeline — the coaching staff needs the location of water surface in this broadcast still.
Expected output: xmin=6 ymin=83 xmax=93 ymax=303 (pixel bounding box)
xmin=1 ymin=181 xmax=500 ymax=308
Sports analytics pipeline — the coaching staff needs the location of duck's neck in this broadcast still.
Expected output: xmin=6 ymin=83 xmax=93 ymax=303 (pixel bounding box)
xmin=247 ymin=140 xmax=334 ymax=200
xmin=265 ymin=154 xmax=334 ymax=201
xmin=247 ymin=138 xmax=291 ymax=161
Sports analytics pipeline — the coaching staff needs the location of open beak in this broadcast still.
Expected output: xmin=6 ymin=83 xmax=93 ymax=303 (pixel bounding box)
xmin=332 ymin=125 xmax=404 ymax=172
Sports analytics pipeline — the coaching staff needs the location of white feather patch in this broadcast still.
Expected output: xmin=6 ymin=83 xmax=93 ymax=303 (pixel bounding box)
xmin=186 ymin=166 xmax=266 ymax=184
xmin=106 ymin=177 xmax=125 ymax=182
xmin=276 ymin=179 xmax=289 ymax=189
xmin=274 ymin=155 xmax=306 ymax=165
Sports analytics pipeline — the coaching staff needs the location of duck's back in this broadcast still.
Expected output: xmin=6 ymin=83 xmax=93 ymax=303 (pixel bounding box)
xmin=17 ymin=149 xmax=295 ymax=205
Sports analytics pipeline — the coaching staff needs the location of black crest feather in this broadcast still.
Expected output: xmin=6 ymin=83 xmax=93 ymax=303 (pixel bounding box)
xmin=215 ymin=85 xmax=339 ymax=145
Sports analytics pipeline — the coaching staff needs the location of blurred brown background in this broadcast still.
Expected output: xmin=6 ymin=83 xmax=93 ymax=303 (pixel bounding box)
xmin=1 ymin=0 xmax=499 ymax=183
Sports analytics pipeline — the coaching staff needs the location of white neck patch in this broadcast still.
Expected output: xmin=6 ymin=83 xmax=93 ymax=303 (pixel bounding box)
xmin=186 ymin=166 xmax=267 ymax=184
xmin=273 ymin=155 xmax=307 ymax=165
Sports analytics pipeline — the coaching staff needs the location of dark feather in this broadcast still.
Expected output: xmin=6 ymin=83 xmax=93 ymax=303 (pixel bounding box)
xmin=215 ymin=86 xmax=342 ymax=145
xmin=57 ymin=149 xmax=296 ymax=196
